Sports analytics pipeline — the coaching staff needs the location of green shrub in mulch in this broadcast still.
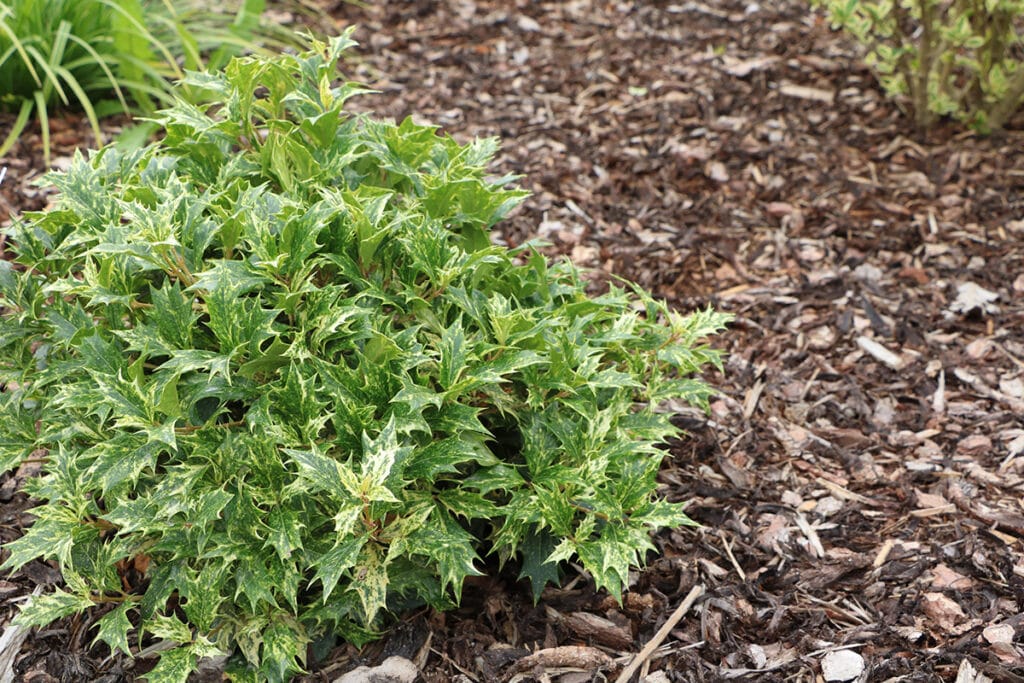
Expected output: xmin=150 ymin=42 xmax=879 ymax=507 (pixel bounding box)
xmin=0 ymin=32 xmax=730 ymax=682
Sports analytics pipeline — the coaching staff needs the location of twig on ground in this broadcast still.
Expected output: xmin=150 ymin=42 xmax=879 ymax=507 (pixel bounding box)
xmin=614 ymin=584 xmax=705 ymax=683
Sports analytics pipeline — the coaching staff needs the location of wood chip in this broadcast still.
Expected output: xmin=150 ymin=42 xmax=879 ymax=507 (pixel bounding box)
xmin=856 ymin=336 xmax=905 ymax=370
xmin=503 ymin=646 xmax=613 ymax=681
xmin=778 ymin=82 xmax=834 ymax=102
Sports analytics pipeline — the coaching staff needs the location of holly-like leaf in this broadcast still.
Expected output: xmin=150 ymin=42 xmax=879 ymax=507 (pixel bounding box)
xmin=183 ymin=564 xmax=227 ymax=632
xmin=348 ymin=543 xmax=390 ymax=623
xmin=629 ymin=498 xmax=696 ymax=531
xmin=266 ymin=505 xmax=304 ymax=561
xmin=146 ymin=613 xmax=194 ymax=643
xmin=517 ymin=527 xmax=561 ymax=603
xmin=405 ymin=436 xmax=493 ymax=480
xmin=0 ymin=516 xmax=79 ymax=571
xmin=149 ymin=281 xmax=198 ymax=349
xmin=285 ymin=445 xmax=360 ymax=499
xmin=204 ymin=287 xmax=279 ymax=358
xmin=233 ymin=553 xmax=278 ymax=613
xmin=358 ymin=417 xmax=410 ymax=501
xmin=438 ymin=316 xmax=469 ymax=389
xmin=103 ymin=496 xmax=159 ymax=535
xmin=259 ymin=619 xmax=307 ymax=683
xmin=404 ymin=510 xmax=483 ymax=601
xmin=312 ymin=535 xmax=367 ymax=601
xmin=271 ymin=365 xmax=329 ymax=441
xmin=142 ymin=646 xmax=196 ymax=683
xmin=92 ymin=602 xmax=134 ymax=656
xmin=13 ymin=589 xmax=95 ymax=627
xmin=575 ymin=524 xmax=653 ymax=603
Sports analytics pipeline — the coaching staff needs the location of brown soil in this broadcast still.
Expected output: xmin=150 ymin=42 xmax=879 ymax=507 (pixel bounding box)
xmin=2 ymin=1 xmax=1024 ymax=681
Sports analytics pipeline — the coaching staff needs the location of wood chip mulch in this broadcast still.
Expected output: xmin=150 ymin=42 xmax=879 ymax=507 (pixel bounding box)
xmin=2 ymin=0 xmax=1023 ymax=681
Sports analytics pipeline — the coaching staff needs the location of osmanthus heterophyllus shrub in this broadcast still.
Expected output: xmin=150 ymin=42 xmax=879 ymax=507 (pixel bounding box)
xmin=0 ymin=31 xmax=731 ymax=683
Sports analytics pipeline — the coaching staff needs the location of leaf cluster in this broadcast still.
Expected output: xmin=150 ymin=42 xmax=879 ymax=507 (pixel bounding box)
xmin=0 ymin=33 xmax=730 ymax=682
xmin=814 ymin=0 xmax=1024 ymax=131
xmin=0 ymin=0 xmax=297 ymax=164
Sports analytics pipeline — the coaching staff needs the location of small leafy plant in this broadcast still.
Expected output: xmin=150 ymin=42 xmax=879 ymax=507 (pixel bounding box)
xmin=815 ymin=0 xmax=1024 ymax=131
xmin=0 ymin=33 xmax=729 ymax=682
xmin=0 ymin=0 xmax=293 ymax=164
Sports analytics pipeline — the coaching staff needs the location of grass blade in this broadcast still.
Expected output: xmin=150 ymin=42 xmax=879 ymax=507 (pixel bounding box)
xmin=0 ymin=12 xmax=42 ymax=88
xmin=32 ymin=90 xmax=49 ymax=167
xmin=23 ymin=44 xmax=69 ymax=105
xmin=100 ymin=0 xmax=184 ymax=81
xmin=65 ymin=33 xmax=130 ymax=113
xmin=0 ymin=99 xmax=33 ymax=159
xmin=52 ymin=64 xmax=104 ymax=148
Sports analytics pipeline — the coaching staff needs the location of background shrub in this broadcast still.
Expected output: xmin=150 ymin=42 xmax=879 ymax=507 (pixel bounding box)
xmin=0 ymin=33 xmax=729 ymax=682
xmin=0 ymin=0 xmax=293 ymax=163
xmin=814 ymin=0 xmax=1024 ymax=131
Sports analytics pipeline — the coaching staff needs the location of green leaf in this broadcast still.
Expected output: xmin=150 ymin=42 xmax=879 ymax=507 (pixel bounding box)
xmin=1 ymin=516 xmax=79 ymax=571
xmin=630 ymin=498 xmax=696 ymax=530
xmin=399 ymin=510 xmax=483 ymax=601
xmin=518 ymin=527 xmax=561 ymax=603
xmin=183 ymin=564 xmax=227 ymax=632
xmin=142 ymin=646 xmax=196 ymax=683
xmin=265 ymin=506 xmax=304 ymax=561
xmin=435 ymin=487 xmax=496 ymax=520
xmin=349 ymin=543 xmax=390 ymax=622
xmin=576 ymin=525 xmax=652 ymax=603
xmin=233 ymin=553 xmax=278 ymax=613
xmin=204 ymin=286 xmax=279 ymax=358
xmin=285 ymin=445 xmax=360 ymax=499
xmin=406 ymin=435 xmax=494 ymax=480
xmin=146 ymin=613 xmax=194 ymax=643
xmin=150 ymin=281 xmax=198 ymax=348
xmin=438 ymin=316 xmax=469 ymax=389
xmin=103 ymin=496 xmax=159 ymax=535
xmin=359 ymin=416 xmax=410 ymax=496
xmin=260 ymin=618 xmax=307 ymax=683
xmin=13 ymin=588 xmax=94 ymax=627
xmin=312 ymin=535 xmax=367 ymax=601
xmin=92 ymin=602 xmax=134 ymax=656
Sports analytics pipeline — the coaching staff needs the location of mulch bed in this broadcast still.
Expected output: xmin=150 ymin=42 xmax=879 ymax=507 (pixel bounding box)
xmin=2 ymin=0 xmax=1024 ymax=681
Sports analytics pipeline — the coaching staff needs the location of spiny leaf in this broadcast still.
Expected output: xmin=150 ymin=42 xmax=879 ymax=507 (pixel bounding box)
xmin=13 ymin=588 xmax=95 ymax=627
xmin=285 ymin=445 xmax=360 ymax=500
xmin=259 ymin=619 xmax=307 ymax=683
xmin=265 ymin=505 xmax=304 ymax=561
xmin=142 ymin=646 xmax=196 ymax=683
xmin=517 ymin=527 xmax=561 ymax=603
xmin=92 ymin=602 xmax=134 ymax=656
xmin=398 ymin=510 xmax=483 ymax=601
xmin=349 ymin=543 xmax=390 ymax=623
xmin=183 ymin=564 xmax=227 ymax=632
xmin=146 ymin=613 xmax=194 ymax=643
xmin=438 ymin=316 xmax=469 ymax=389
xmin=1 ymin=515 xmax=79 ymax=571
xmin=312 ymin=535 xmax=367 ymax=602
xmin=359 ymin=416 xmax=411 ymax=495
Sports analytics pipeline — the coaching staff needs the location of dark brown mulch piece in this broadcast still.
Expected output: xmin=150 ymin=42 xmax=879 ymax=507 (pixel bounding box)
xmin=3 ymin=0 xmax=1024 ymax=681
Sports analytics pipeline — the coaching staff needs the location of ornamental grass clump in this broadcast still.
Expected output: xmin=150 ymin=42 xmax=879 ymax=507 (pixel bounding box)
xmin=0 ymin=0 xmax=294 ymax=164
xmin=0 ymin=33 xmax=729 ymax=682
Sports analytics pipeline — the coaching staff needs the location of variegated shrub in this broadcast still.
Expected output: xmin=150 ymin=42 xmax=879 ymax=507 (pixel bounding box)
xmin=0 ymin=33 xmax=729 ymax=683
